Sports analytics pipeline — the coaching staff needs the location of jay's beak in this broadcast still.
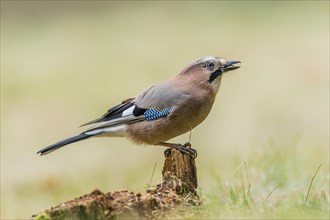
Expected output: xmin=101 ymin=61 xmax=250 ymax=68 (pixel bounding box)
xmin=222 ymin=60 xmax=241 ymax=72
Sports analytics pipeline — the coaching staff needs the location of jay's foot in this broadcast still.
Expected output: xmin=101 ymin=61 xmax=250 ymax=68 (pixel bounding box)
xmin=161 ymin=142 xmax=197 ymax=158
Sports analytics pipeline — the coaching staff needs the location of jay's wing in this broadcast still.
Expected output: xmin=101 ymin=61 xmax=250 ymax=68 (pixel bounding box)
xmin=81 ymin=81 xmax=188 ymax=132
xmin=80 ymin=98 xmax=136 ymax=127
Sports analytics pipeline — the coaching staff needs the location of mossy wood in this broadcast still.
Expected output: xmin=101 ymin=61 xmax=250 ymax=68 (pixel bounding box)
xmin=33 ymin=148 xmax=198 ymax=220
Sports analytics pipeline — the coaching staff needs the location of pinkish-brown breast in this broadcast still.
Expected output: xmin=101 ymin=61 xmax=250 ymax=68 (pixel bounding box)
xmin=126 ymin=87 xmax=216 ymax=145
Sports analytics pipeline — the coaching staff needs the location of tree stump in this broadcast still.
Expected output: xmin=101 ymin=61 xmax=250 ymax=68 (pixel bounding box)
xmin=33 ymin=147 xmax=199 ymax=220
xmin=162 ymin=147 xmax=197 ymax=194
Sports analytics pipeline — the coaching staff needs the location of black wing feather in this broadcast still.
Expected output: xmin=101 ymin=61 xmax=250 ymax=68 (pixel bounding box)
xmin=81 ymin=98 xmax=135 ymax=127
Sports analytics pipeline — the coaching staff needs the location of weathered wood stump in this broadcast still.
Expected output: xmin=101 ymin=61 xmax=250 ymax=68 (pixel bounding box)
xmin=162 ymin=147 xmax=197 ymax=194
xmin=33 ymin=147 xmax=199 ymax=220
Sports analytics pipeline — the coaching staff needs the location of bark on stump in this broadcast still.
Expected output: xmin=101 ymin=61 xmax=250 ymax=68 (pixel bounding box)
xmin=33 ymin=148 xmax=199 ymax=220
xmin=162 ymin=148 xmax=197 ymax=194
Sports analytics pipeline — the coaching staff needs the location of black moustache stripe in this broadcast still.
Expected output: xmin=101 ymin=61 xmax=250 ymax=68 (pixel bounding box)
xmin=208 ymin=68 xmax=223 ymax=82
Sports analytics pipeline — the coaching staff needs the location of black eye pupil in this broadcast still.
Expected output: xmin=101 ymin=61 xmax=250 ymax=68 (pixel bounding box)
xmin=206 ymin=62 xmax=215 ymax=69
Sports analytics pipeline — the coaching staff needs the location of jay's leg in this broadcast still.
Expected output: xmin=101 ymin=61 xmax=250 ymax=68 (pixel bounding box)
xmin=156 ymin=142 xmax=197 ymax=158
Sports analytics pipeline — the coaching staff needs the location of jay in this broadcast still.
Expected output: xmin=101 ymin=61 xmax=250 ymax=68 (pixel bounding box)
xmin=37 ymin=56 xmax=240 ymax=158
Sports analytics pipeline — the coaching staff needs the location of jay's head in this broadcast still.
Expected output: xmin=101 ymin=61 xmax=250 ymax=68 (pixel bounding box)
xmin=179 ymin=56 xmax=240 ymax=94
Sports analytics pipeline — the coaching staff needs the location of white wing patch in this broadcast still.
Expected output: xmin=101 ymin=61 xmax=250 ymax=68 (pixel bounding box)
xmin=121 ymin=105 xmax=135 ymax=117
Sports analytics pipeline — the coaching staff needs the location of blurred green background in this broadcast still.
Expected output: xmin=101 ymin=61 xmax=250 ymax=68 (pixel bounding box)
xmin=1 ymin=1 xmax=329 ymax=219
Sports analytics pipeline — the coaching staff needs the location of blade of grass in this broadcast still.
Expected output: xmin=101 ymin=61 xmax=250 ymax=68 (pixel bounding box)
xmin=244 ymin=161 xmax=250 ymax=188
xmin=240 ymin=167 xmax=248 ymax=207
xmin=303 ymin=164 xmax=321 ymax=206
xmin=264 ymin=185 xmax=279 ymax=203
xmin=147 ymin=162 xmax=157 ymax=188
xmin=226 ymin=161 xmax=245 ymax=187
xmin=244 ymin=161 xmax=256 ymax=207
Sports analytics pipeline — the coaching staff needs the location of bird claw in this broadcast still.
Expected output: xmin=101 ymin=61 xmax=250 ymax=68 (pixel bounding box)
xmin=163 ymin=142 xmax=197 ymax=159
xmin=182 ymin=142 xmax=197 ymax=159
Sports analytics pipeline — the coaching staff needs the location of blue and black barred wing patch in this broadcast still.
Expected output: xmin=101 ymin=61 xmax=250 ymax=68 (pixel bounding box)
xmin=143 ymin=107 xmax=174 ymax=120
xmin=133 ymin=106 xmax=174 ymax=120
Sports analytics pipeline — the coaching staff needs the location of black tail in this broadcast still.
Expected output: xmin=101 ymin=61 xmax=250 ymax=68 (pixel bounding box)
xmin=37 ymin=133 xmax=93 ymax=156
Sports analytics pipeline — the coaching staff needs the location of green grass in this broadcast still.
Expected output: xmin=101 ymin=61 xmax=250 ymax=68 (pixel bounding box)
xmin=169 ymin=167 xmax=328 ymax=218
xmin=164 ymin=141 xmax=329 ymax=219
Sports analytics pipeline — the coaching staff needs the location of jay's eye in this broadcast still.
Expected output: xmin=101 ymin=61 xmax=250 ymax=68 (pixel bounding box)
xmin=205 ymin=61 xmax=215 ymax=70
